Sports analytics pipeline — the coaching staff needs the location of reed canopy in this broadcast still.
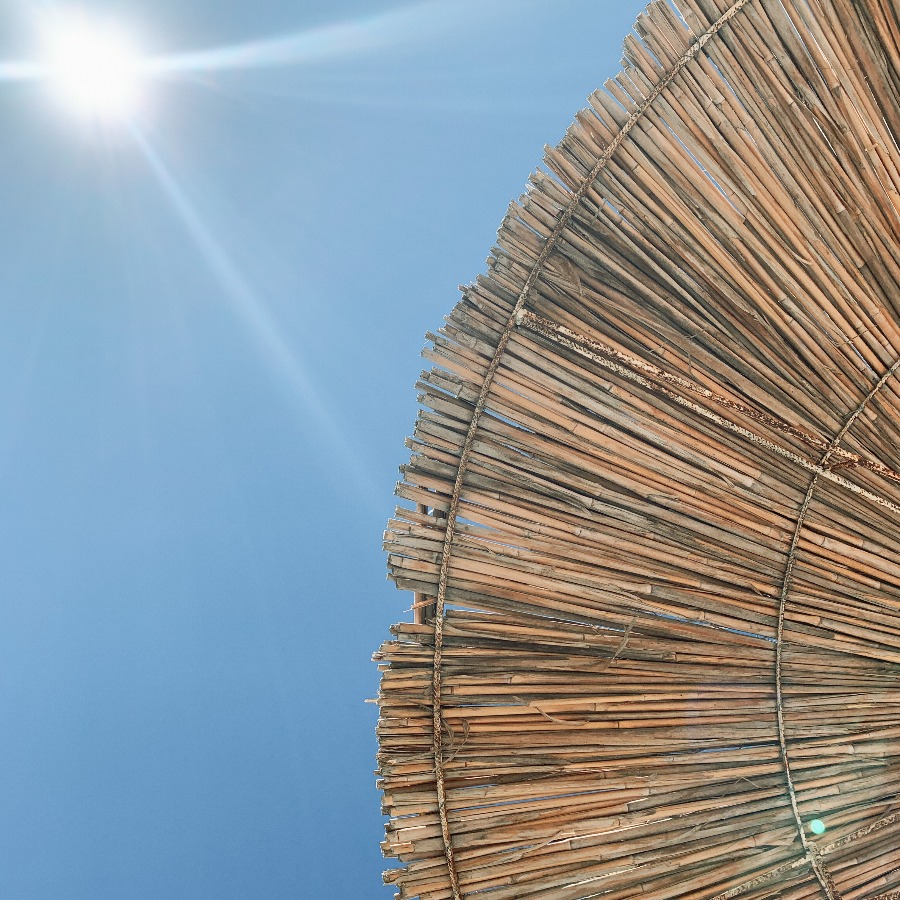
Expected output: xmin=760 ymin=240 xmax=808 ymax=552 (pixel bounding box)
xmin=375 ymin=0 xmax=900 ymax=896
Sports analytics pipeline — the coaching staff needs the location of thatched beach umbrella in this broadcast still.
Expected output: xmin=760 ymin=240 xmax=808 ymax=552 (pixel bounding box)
xmin=375 ymin=0 xmax=900 ymax=897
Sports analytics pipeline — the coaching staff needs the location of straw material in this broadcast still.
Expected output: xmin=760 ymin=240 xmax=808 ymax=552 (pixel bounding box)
xmin=376 ymin=0 xmax=900 ymax=896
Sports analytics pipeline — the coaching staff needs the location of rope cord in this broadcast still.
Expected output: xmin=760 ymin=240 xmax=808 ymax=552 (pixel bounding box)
xmin=518 ymin=310 xmax=900 ymax=898
xmin=515 ymin=312 xmax=900 ymax=485
xmin=771 ymin=359 xmax=900 ymax=900
xmin=711 ymin=810 xmax=900 ymax=899
xmin=517 ymin=312 xmax=900 ymax=516
xmin=425 ymin=0 xmax=782 ymax=895
xmin=703 ymin=357 xmax=900 ymax=900
xmin=775 ymin=360 xmax=900 ymax=900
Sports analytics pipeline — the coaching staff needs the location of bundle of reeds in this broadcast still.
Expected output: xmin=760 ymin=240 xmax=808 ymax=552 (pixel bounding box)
xmin=376 ymin=0 xmax=900 ymax=897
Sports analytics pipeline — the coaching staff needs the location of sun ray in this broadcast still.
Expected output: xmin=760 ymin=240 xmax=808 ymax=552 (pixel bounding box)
xmin=129 ymin=125 xmax=379 ymax=506
xmin=141 ymin=0 xmax=495 ymax=75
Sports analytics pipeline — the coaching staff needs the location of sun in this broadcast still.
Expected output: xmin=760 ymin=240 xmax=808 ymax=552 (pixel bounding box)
xmin=43 ymin=14 xmax=143 ymax=118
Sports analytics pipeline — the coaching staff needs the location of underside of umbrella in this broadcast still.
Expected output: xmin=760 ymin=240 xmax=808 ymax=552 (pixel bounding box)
xmin=375 ymin=0 xmax=900 ymax=897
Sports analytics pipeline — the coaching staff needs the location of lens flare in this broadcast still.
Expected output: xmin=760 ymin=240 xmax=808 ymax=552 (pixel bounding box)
xmin=43 ymin=14 xmax=143 ymax=118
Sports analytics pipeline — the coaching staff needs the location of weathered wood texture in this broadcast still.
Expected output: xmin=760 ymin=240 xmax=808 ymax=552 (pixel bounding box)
xmin=376 ymin=0 xmax=900 ymax=897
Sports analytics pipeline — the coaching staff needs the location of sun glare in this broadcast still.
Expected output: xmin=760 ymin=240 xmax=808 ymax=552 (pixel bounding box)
xmin=44 ymin=15 xmax=143 ymax=118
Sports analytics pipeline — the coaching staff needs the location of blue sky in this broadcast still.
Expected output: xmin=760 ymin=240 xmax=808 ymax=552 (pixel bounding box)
xmin=0 ymin=1 xmax=644 ymax=896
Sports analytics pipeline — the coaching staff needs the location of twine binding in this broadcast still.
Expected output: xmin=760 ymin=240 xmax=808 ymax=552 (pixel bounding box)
xmin=427 ymin=0 xmax=757 ymax=895
xmin=517 ymin=311 xmax=900 ymax=516
xmin=771 ymin=359 xmax=900 ymax=900
xmin=706 ymin=361 xmax=900 ymax=898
